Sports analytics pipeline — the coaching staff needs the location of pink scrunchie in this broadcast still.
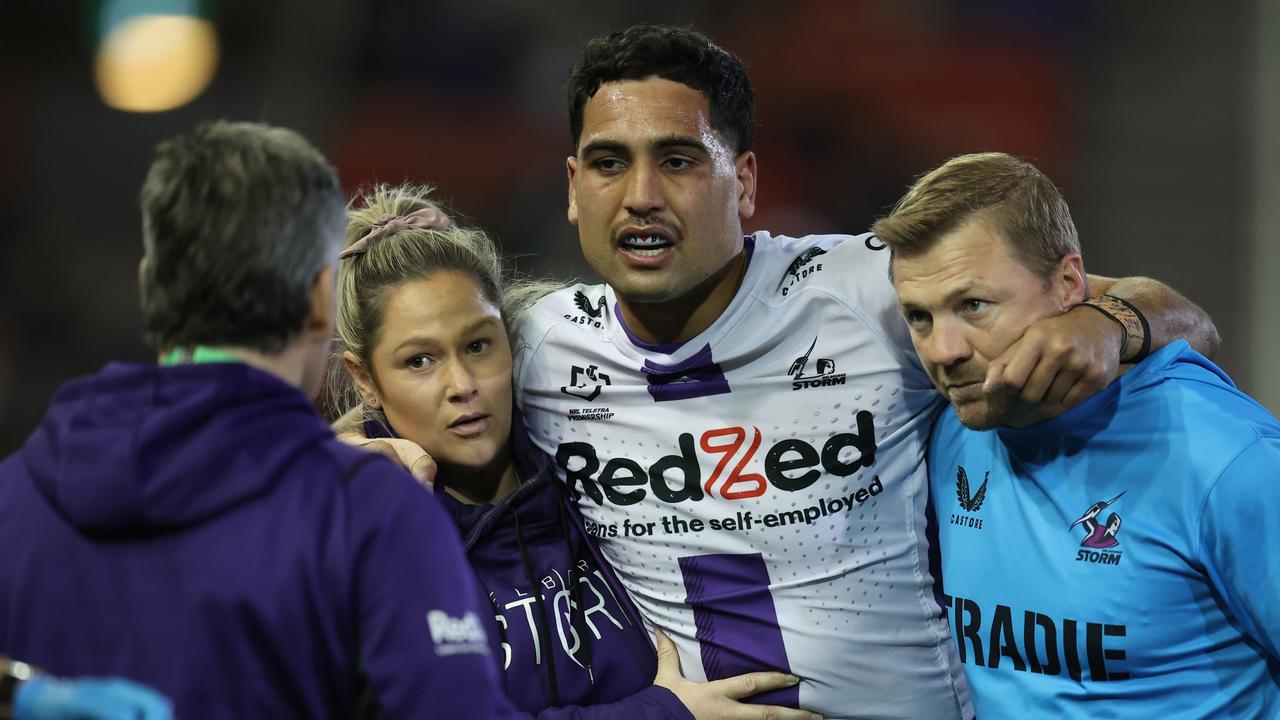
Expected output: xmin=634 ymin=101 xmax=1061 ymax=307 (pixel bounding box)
xmin=339 ymin=207 xmax=453 ymax=259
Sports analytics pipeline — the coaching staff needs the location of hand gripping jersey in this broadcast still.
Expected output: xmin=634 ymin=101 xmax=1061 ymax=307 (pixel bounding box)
xmin=929 ymin=342 xmax=1280 ymax=719
xmin=513 ymin=232 xmax=971 ymax=720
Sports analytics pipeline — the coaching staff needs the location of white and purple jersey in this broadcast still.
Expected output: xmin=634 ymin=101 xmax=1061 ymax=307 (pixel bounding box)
xmin=513 ymin=231 xmax=970 ymax=719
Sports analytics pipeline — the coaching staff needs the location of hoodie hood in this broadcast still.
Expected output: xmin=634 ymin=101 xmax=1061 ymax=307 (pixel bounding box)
xmin=443 ymin=420 xmax=561 ymax=550
xmin=23 ymin=362 xmax=332 ymax=535
xmin=364 ymin=410 xmax=556 ymax=548
xmin=366 ymin=413 xmax=666 ymax=714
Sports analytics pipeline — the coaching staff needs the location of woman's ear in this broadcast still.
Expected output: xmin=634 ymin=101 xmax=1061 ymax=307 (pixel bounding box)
xmin=343 ymin=351 xmax=380 ymax=409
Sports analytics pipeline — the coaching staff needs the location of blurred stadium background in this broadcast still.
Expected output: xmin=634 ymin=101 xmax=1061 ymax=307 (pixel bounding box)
xmin=0 ymin=0 xmax=1275 ymax=450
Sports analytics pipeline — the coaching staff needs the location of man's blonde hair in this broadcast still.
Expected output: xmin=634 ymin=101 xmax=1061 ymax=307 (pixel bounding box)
xmin=872 ymin=152 xmax=1080 ymax=279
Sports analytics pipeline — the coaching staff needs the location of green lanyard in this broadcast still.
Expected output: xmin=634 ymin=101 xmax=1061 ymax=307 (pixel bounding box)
xmin=159 ymin=346 xmax=243 ymax=366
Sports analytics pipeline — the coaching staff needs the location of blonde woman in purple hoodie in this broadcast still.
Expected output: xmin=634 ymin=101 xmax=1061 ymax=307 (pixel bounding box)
xmin=330 ymin=183 xmax=820 ymax=720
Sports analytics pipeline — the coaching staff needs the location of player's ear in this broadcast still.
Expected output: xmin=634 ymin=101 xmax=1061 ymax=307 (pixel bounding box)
xmin=566 ymin=156 xmax=579 ymax=225
xmin=735 ymin=151 xmax=757 ymax=220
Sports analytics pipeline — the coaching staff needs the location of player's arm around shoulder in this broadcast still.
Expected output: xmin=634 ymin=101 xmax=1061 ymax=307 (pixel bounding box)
xmin=779 ymin=232 xmax=923 ymax=368
xmin=986 ymin=273 xmax=1221 ymax=412
xmin=1086 ymin=275 xmax=1221 ymax=359
xmin=779 ymin=232 xmax=893 ymax=305
xmin=1197 ymin=431 xmax=1280 ymax=661
xmin=341 ymin=455 xmax=519 ymax=719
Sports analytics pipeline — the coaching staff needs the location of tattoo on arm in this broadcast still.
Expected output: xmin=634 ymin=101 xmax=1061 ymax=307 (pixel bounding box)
xmin=1075 ymin=294 xmax=1151 ymax=363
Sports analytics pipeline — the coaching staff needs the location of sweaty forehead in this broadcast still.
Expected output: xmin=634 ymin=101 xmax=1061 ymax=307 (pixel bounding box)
xmin=580 ymin=78 xmax=719 ymax=147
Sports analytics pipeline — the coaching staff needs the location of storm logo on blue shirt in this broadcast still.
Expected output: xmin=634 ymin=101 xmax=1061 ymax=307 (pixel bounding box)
xmin=1070 ymin=492 xmax=1125 ymax=565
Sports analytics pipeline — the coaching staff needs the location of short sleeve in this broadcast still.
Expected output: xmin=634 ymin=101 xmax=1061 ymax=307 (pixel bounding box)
xmin=817 ymin=232 xmax=928 ymax=380
xmin=510 ymin=300 xmax=556 ymax=416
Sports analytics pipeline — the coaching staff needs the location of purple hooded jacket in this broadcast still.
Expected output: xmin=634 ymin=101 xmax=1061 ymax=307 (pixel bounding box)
xmin=367 ymin=417 xmax=693 ymax=720
xmin=0 ymin=362 xmax=521 ymax=718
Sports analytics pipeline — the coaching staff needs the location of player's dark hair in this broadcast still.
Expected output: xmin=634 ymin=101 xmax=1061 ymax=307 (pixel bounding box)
xmin=872 ymin=152 xmax=1080 ymax=281
xmin=138 ymin=121 xmax=344 ymax=354
xmin=566 ymin=24 xmax=755 ymax=154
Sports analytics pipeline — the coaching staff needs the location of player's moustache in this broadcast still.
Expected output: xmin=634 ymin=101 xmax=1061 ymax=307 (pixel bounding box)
xmin=612 ymin=214 xmax=682 ymax=243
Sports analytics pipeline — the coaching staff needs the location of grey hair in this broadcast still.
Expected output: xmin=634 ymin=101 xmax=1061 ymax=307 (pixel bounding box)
xmin=138 ymin=120 xmax=345 ymax=354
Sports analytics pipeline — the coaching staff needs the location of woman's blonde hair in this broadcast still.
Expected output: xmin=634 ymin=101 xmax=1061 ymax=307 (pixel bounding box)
xmin=324 ymin=183 xmax=560 ymax=423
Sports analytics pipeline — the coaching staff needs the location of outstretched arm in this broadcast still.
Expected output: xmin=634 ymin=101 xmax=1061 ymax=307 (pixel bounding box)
xmin=985 ymin=274 xmax=1221 ymax=410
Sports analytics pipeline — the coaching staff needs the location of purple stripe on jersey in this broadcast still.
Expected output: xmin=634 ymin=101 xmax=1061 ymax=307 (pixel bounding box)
xmin=644 ymin=344 xmax=731 ymax=402
xmin=678 ymin=552 xmax=798 ymax=708
xmin=613 ymin=236 xmax=756 ymax=355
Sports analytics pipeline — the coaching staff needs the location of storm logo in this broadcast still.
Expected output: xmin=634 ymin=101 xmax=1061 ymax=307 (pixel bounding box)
xmin=1070 ymin=492 xmax=1125 ymax=549
xmin=788 ymin=337 xmax=845 ymax=391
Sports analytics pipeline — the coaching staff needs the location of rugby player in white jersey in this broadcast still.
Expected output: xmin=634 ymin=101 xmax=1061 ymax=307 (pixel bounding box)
xmin=509 ymin=25 xmax=1219 ymax=720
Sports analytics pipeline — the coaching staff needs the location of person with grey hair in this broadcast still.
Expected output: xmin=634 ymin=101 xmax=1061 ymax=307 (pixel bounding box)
xmin=0 ymin=121 xmax=519 ymax=718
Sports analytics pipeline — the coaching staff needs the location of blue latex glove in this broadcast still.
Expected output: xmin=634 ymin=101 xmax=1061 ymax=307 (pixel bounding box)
xmin=13 ymin=675 xmax=173 ymax=720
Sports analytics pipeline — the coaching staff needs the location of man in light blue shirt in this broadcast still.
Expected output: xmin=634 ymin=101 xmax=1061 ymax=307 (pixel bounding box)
xmin=875 ymin=152 xmax=1280 ymax=718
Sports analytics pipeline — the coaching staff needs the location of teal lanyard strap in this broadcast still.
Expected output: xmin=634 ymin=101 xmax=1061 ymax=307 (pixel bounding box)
xmin=159 ymin=346 xmax=243 ymax=366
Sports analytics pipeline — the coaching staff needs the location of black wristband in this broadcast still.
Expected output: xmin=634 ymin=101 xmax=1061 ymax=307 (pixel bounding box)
xmin=1074 ymin=295 xmax=1152 ymax=363
xmin=1073 ymin=301 xmax=1129 ymax=351
xmin=1107 ymin=294 xmax=1152 ymax=361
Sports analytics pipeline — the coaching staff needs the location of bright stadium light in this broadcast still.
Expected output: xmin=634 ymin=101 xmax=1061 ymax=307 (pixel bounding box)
xmin=94 ymin=0 xmax=219 ymax=113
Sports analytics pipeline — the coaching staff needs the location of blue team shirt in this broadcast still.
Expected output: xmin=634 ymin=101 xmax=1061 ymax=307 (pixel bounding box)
xmin=928 ymin=341 xmax=1280 ymax=718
